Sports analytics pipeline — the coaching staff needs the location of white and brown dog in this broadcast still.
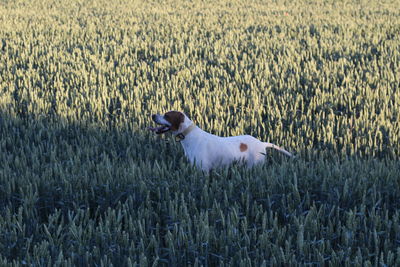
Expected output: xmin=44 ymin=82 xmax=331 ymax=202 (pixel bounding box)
xmin=149 ymin=111 xmax=292 ymax=172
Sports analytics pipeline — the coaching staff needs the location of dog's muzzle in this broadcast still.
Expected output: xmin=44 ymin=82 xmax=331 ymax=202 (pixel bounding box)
xmin=148 ymin=114 xmax=171 ymax=134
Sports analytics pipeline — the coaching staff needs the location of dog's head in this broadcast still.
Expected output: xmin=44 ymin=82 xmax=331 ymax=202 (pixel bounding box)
xmin=149 ymin=111 xmax=191 ymax=135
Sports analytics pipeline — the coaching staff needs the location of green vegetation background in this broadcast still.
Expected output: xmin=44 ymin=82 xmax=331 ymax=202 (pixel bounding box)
xmin=0 ymin=0 xmax=399 ymax=265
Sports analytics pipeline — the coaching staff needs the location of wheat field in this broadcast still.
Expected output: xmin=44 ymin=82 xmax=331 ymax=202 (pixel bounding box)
xmin=0 ymin=0 xmax=399 ymax=266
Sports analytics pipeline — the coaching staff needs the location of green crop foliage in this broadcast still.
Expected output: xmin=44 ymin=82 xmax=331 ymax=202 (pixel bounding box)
xmin=0 ymin=0 xmax=399 ymax=265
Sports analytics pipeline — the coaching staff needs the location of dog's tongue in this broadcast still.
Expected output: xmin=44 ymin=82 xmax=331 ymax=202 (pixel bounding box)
xmin=147 ymin=126 xmax=159 ymax=132
xmin=147 ymin=126 xmax=170 ymax=134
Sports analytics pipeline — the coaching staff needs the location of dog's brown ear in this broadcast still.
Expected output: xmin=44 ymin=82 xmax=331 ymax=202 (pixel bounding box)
xmin=164 ymin=111 xmax=184 ymax=131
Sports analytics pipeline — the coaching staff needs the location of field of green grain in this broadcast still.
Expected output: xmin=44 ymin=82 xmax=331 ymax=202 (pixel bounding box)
xmin=0 ymin=0 xmax=399 ymax=266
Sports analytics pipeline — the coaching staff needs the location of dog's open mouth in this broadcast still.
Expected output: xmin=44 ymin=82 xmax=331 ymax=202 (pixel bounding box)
xmin=148 ymin=114 xmax=172 ymax=134
xmin=148 ymin=125 xmax=170 ymax=134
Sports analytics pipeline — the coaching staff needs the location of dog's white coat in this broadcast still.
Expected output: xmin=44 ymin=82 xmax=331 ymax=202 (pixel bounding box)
xmin=153 ymin=113 xmax=292 ymax=172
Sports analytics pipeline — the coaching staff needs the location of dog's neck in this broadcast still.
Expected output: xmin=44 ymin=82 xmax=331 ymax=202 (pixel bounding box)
xmin=178 ymin=123 xmax=204 ymax=142
xmin=175 ymin=123 xmax=197 ymax=141
xmin=181 ymin=123 xmax=196 ymax=136
xmin=176 ymin=115 xmax=208 ymax=144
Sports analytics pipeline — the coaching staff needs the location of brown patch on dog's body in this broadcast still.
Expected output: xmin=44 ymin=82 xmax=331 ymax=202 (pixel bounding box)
xmin=164 ymin=111 xmax=184 ymax=131
xmin=240 ymin=143 xmax=248 ymax=152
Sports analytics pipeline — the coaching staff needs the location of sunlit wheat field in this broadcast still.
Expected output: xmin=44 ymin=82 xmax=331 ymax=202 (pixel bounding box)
xmin=0 ymin=0 xmax=399 ymax=266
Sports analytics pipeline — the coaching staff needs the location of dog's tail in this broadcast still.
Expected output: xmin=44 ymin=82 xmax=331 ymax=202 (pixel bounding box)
xmin=263 ymin=142 xmax=293 ymax=157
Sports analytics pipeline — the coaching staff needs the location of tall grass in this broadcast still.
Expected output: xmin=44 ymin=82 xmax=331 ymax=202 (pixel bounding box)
xmin=0 ymin=0 xmax=399 ymax=265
